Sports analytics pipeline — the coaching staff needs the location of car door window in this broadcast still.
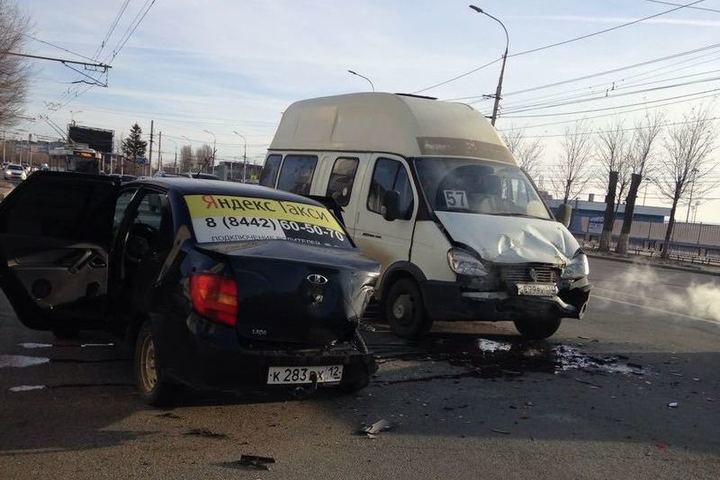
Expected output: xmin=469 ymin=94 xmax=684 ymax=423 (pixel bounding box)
xmin=128 ymin=193 xmax=173 ymax=250
xmin=259 ymin=154 xmax=282 ymax=187
xmin=112 ymin=189 xmax=137 ymax=240
xmin=276 ymin=155 xmax=317 ymax=195
xmin=367 ymin=158 xmax=414 ymax=220
xmin=326 ymin=157 xmax=358 ymax=207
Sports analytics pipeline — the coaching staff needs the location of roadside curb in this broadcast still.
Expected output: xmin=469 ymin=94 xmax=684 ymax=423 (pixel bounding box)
xmin=587 ymin=253 xmax=720 ymax=277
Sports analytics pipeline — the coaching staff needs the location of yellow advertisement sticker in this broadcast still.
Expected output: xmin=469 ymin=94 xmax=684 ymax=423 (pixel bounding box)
xmin=184 ymin=195 xmax=343 ymax=232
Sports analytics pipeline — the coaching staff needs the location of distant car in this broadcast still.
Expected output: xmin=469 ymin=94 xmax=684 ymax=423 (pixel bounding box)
xmin=0 ymin=172 xmax=380 ymax=405
xmin=4 ymin=164 xmax=26 ymax=181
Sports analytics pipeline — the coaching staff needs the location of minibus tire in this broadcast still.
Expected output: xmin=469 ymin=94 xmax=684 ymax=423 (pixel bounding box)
xmin=385 ymin=278 xmax=432 ymax=339
xmin=514 ymin=317 xmax=562 ymax=340
xmin=134 ymin=320 xmax=176 ymax=406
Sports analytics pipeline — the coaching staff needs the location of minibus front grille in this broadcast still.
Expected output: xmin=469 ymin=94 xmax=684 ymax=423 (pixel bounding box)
xmin=499 ymin=264 xmax=560 ymax=285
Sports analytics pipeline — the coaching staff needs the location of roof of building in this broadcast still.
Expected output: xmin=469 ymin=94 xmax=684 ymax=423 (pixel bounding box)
xmin=269 ymin=92 xmax=514 ymax=163
xmin=547 ymin=198 xmax=670 ymax=217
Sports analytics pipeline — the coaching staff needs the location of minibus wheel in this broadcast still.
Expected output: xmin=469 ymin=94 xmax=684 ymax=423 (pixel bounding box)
xmin=385 ymin=278 xmax=432 ymax=339
xmin=513 ymin=317 xmax=562 ymax=340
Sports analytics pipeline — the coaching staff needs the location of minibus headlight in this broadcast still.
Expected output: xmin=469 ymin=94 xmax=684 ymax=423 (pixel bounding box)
xmin=447 ymin=248 xmax=487 ymax=277
xmin=561 ymin=252 xmax=589 ymax=279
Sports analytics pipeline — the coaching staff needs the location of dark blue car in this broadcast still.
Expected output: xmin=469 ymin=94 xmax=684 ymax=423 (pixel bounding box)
xmin=0 ymin=172 xmax=380 ymax=405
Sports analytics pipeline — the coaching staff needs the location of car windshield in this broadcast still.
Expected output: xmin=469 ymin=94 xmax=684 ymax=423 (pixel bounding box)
xmin=8 ymin=165 xmax=22 ymax=171
xmin=184 ymin=194 xmax=352 ymax=249
xmin=414 ymin=157 xmax=551 ymax=220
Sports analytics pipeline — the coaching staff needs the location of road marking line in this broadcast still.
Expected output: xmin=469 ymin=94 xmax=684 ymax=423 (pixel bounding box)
xmin=592 ymin=294 xmax=718 ymax=325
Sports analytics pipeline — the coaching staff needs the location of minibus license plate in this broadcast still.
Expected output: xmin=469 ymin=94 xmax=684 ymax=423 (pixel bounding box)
xmin=267 ymin=365 xmax=343 ymax=384
xmin=516 ymin=283 xmax=557 ymax=297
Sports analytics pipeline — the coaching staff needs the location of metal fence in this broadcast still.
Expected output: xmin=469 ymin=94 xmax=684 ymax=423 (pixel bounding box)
xmin=574 ymin=217 xmax=720 ymax=267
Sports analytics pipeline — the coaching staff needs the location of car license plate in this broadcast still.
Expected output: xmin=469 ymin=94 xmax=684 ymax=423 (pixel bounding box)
xmin=516 ymin=283 xmax=558 ymax=296
xmin=267 ymin=365 xmax=343 ymax=385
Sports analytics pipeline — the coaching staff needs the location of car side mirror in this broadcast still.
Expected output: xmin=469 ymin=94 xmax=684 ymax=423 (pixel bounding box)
xmin=557 ymin=203 xmax=572 ymax=228
xmin=382 ymin=190 xmax=401 ymax=221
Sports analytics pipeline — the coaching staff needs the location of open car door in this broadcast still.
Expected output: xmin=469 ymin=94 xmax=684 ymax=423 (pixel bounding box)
xmin=0 ymin=172 xmax=120 ymax=331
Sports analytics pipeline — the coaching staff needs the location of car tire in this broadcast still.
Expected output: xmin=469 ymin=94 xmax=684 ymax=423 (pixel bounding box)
xmin=514 ymin=317 xmax=562 ymax=340
xmin=384 ymin=278 xmax=432 ymax=339
xmin=134 ymin=320 xmax=175 ymax=406
xmin=52 ymin=327 xmax=79 ymax=339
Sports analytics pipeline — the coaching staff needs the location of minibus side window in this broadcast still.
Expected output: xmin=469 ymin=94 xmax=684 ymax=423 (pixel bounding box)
xmin=326 ymin=157 xmax=359 ymax=207
xmin=259 ymin=154 xmax=282 ymax=187
xmin=367 ymin=158 xmax=414 ymax=220
xmin=276 ymin=155 xmax=318 ymax=195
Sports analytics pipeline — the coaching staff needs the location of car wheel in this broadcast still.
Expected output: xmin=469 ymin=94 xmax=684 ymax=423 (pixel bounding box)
xmin=384 ymin=278 xmax=432 ymax=339
xmin=134 ymin=320 xmax=175 ymax=406
xmin=514 ymin=317 xmax=562 ymax=340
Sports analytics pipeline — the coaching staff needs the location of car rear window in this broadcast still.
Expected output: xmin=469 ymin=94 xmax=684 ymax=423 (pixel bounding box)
xmin=184 ymin=194 xmax=351 ymax=249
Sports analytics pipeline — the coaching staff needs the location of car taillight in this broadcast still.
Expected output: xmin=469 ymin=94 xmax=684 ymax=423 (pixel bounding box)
xmin=189 ymin=273 xmax=238 ymax=327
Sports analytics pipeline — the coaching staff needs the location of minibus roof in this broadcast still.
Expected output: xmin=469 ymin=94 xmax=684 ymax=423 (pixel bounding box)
xmin=269 ymin=92 xmax=516 ymax=163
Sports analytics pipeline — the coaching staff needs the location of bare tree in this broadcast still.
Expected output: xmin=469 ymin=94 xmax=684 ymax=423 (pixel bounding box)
xmin=550 ymin=121 xmax=594 ymax=205
xmin=0 ymin=1 xmax=29 ymax=128
xmin=179 ymin=145 xmax=194 ymax=172
xmin=500 ymin=127 xmax=544 ymax=180
xmin=596 ymin=120 xmax=629 ymax=251
xmin=655 ymin=108 xmax=717 ymax=259
xmin=616 ymin=111 xmax=664 ymax=254
xmin=194 ymin=144 xmax=213 ymax=172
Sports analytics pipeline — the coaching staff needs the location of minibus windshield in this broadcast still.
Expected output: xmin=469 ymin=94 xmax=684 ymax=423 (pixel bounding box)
xmin=414 ymin=157 xmax=551 ymax=220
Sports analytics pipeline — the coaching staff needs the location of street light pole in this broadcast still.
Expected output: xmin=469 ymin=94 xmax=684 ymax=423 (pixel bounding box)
xmin=469 ymin=5 xmax=509 ymax=126
xmin=203 ymin=129 xmax=216 ymax=173
xmin=233 ymin=131 xmax=247 ymax=183
xmin=347 ymin=70 xmax=375 ymax=92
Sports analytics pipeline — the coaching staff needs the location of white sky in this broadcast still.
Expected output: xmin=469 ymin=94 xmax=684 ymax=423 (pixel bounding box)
xmin=10 ymin=0 xmax=720 ymax=223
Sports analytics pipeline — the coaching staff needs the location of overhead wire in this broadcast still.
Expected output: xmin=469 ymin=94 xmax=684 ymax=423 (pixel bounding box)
xmin=92 ymin=0 xmax=133 ymax=61
xmin=497 ymin=50 xmax=720 ymax=110
xmin=501 ymin=87 xmax=720 ymax=118
xmin=500 ymin=75 xmax=720 ymax=114
xmin=414 ymin=0 xmax=706 ymax=94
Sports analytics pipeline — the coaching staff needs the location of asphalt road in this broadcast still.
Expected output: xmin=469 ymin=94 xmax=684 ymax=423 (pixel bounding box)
xmin=0 ymin=257 xmax=718 ymax=479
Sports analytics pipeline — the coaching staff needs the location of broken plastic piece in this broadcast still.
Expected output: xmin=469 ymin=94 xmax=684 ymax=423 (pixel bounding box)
xmin=360 ymin=419 xmax=394 ymax=436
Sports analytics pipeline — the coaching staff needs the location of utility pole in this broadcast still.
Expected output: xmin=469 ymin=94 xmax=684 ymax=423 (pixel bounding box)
xmin=158 ymin=131 xmax=163 ymax=173
xmin=2 ymin=131 xmax=5 ymax=164
xmin=148 ymin=120 xmax=154 ymax=177
xmin=27 ymin=133 xmax=32 ymax=168
xmin=469 ymin=5 xmax=509 ymax=126
xmin=233 ymin=131 xmax=247 ymax=183
xmin=686 ymin=168 xmax=699 ymax=222
xmin=174 ymin=146 xmax=178 ymax=173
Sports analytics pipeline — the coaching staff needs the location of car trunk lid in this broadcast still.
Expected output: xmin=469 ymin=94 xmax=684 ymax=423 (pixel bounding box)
xmin=195 ymin=241 xmax=379 ymax=347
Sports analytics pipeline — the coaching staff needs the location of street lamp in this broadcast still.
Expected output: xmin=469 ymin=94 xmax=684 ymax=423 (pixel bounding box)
xmin=233 ymin=131 xmax=248 ymax=183
xmin=347 ymin=70 xmax=375 ymax=92
xmin=202 ymin=129 xmax=216 ymax=172
xmin=469 ymin=5 xmax=509 ymax=126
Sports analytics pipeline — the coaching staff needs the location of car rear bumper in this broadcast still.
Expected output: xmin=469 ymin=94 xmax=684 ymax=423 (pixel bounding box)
xmin=420 ymin=277 xmax=591 ymax=322
xmin=156 ymin=314 xmax=376 ymax=390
